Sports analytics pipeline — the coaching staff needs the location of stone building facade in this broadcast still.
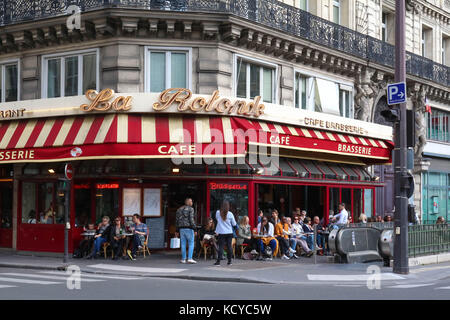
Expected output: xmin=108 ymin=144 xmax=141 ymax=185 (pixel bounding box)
xmin=0 ymin=0 xmax=449 ymax=230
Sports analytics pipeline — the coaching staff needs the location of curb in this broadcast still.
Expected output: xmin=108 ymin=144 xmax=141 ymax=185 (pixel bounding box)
xmin=0 ymin=263 xmax=67 ymax=271
xmin=0 ymin=262 xmax=274 ymax=284
xmin=408 ymin=253 xmax=450 ymax=267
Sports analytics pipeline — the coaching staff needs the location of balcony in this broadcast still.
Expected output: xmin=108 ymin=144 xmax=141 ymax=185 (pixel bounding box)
xmin=0 ymin=0 xmax=449 ymax=87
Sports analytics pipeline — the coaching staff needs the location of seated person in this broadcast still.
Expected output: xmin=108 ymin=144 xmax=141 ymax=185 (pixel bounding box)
xmin=302 ymin=217 xmax=315 ymax=250
xmin=110 ymin=217 xmax=126 ymax=260
xmin=27 ymin=210 xmax=37 ymax=224
xmin=312 ymin=216 xmax=326 ymax=255
xmin=255 ymin=217 xmax=278 ymax=261
xmin=87 ymin=216 xmax=111 ymax=259
xmin=75 ymin=223 xmax=96 ymax=258
xmin=275 ymin=215 xmax=296 ymax=260
xmin=127 ymin=214 xmax=148 ymax=261
xmin=236 ymin=216 xmax=257 ymax=254
xmin=290 ymin=216 xmax=313 ymax=257
xmin=199 ymin=218 xmax=218 ymax=258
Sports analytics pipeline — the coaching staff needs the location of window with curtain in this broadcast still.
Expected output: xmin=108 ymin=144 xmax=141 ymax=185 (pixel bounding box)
xmin=339 ymin=87 xmax=352 ymax=118
xmin=44 ymin=51 xmax=98 ymax=98
xmin=295 ymin=71 xmax=352 ymax=118
xmin=295 ymin=73 xmax=308 ymax=109
xmin=147 ymin=49 xmax=189 ymax=92
xmin=235 ymin=57 xmax=275 ymax=103
xmin=0 ymin=62 xmax=19 ymax=103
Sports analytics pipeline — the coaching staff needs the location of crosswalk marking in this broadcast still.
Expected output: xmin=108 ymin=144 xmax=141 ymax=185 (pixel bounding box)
xmin=307 ymin=274 xmax=405 ymax=281
xmin=386 ymin=284 xmax=433 ymax=289
xmin=0 ymin=285 xmax=17 ymax=289
xmin=0 ymin=276 xmax=60 ymax=285
xmin=39 ymin=271 xmax=141 ymax=280
xmin=87 ymin=264 xmax=187 ymax=273
xmin=435 ymin=286 xmax=450 ymax=290
xmin=1 ymin=273 xmax=104 ymax=282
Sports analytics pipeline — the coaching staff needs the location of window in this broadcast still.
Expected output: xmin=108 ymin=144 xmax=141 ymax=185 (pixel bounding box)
xmin=235 ymin=56 xmax=276 ymax=103
xmin=422 ymin=172 xmax=449 ymax=223
xmin=381 ymin=11 xmax=395 ymax=44
xmin=42 ymin=50 xmax=98 ymax=98
xmin=339 ymin=86 xmax=352 ymax=118
xmin=422 ymin=26 xmax=433 ymax=59
xmin=295 ymin=73 xmax=308 ymax=109
xmin=298 ymin=0 xmax=308 ymax=11
xmin=332 ymin=0 xmax=341 ymax=24
xmin=0 ymin=61 xmax=19 ymax=102
xmin=146 ymin=47 xmax=191 ymax=92
xmin=426 ymin=109 xmax=449 ymax=143
xmin=381 ymin=12 xmax=387 ymax=42
xmin=210 ymin=182 xmax=248 ymax=223
xmin=0 ymin=184 xmax=12 ymax=229
xmin=294 ymin=71 xmax=353 ymax=118
xmin=442 ymin=35 xmax=450 ymax=66
xmin=21 ymin=181 xmax=64 ymax=224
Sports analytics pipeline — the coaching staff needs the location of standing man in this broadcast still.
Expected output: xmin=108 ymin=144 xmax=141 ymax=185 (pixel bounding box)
xmin=332 ymin=203 xmax=349 ymax=226
xmin=127 ymin=214 xmax=148 ymax=261
xmin=176 ymin=198 xmax=197 ymax=264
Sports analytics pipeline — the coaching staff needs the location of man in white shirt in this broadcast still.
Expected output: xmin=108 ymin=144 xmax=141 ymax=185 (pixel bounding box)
xmin=332 ymin=203 xmax=349 ymax=225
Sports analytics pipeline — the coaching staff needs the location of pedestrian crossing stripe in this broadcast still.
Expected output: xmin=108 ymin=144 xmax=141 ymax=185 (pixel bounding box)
xmin=40 ymin=271 xmax=141 ymax=280
xmin=1 ymin=273 xmax=104 ymax=282
xmin=0 ymin=285 xmax=16 ymax=288
xmin=0 ymin=276 xmax=60 ymax=285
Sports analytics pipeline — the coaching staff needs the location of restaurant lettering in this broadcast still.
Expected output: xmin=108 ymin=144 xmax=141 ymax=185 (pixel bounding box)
xmin=158 ymin=145 xmax=197 ymax=155
xmin=0 ymin=108 xmax=26 ymax=119
xmin=304 ymin=117 xmax=367 ymax=135
xmin=209 ymin=183 xmax=247 ymax=190
xmin=80 ymin=89 xmax=132 ymax=112
xmin=270 ymin=135 xmax=290 ymax=145
xmin=153 ymin=88 xmax=265 ymax=117
xmin=0 ymin=150 xmax=34 ymax=161
xmin=338 ymin=143 xmax=372 ymax=155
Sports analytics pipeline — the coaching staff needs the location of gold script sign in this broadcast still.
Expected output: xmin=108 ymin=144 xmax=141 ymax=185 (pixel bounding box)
xmin=80 ymin=89 xmax=132 ymax=112
xmin=153 ymin=88 xmax=265 ymax=117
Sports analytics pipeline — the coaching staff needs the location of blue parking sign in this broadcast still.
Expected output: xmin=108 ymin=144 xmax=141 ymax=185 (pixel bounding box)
xmin=387 ymin=82 xmax=406 ymax=105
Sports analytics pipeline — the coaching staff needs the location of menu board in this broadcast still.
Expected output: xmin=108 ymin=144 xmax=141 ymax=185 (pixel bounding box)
xmin=143 ymin=188 xmax=161 ymax=217
xmin=123 ymin=188 xmax=141 ymax=216
xmin=146 ymin=217 xmax=165 ymax=249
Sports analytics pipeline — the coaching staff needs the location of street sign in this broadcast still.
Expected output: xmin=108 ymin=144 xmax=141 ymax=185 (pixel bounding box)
xmin=387 ymin=82 xmax=406 ymax=105
xmin=64 ymin=163 xmax=74 ymax=180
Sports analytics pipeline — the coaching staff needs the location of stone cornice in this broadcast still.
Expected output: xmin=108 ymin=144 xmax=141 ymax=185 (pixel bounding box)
xmin=0 ymin=8 xmax=449 ymax=103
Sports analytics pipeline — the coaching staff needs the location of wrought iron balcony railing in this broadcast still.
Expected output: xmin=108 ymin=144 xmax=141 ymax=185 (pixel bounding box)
xmin=0 ymin=0 xmax=449 ymax=87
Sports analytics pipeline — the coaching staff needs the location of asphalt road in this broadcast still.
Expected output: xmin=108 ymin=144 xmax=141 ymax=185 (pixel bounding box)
xmin=0 ymin=266 xmax=449 ymax=300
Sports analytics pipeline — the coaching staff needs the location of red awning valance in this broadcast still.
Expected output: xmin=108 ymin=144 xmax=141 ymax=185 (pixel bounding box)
xmin=0 ymin=114 xmax=393 ymax=164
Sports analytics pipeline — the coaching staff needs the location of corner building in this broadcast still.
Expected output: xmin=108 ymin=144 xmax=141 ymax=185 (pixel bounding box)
xmin=0 ymin=0 xmax=448 ymax=253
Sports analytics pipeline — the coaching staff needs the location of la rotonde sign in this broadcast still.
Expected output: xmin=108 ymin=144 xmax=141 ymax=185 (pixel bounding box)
xmin=0 ymin=88 xmax=393 ymax=141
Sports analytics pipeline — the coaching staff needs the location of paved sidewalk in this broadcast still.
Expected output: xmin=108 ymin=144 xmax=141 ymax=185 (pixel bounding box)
xmin=1 ymin=250 xmax=449 ymax=285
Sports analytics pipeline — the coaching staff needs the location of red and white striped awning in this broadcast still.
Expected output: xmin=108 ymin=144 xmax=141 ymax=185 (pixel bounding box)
xmin=0 ymin=114 xmax=393 ymax=163
xmin=0 ymin=114 xmax=246 ymax=163
xmin=232 ymin=117 xmax=393 ymax=162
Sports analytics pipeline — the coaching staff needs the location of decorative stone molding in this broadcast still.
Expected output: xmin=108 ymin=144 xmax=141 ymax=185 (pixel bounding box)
xmin=409 ymin=84 xmax=428 ymax=158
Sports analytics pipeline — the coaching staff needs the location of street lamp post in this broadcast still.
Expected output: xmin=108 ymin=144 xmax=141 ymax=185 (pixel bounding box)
xmin=393 ymin=0 xmax=409 ymax=274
